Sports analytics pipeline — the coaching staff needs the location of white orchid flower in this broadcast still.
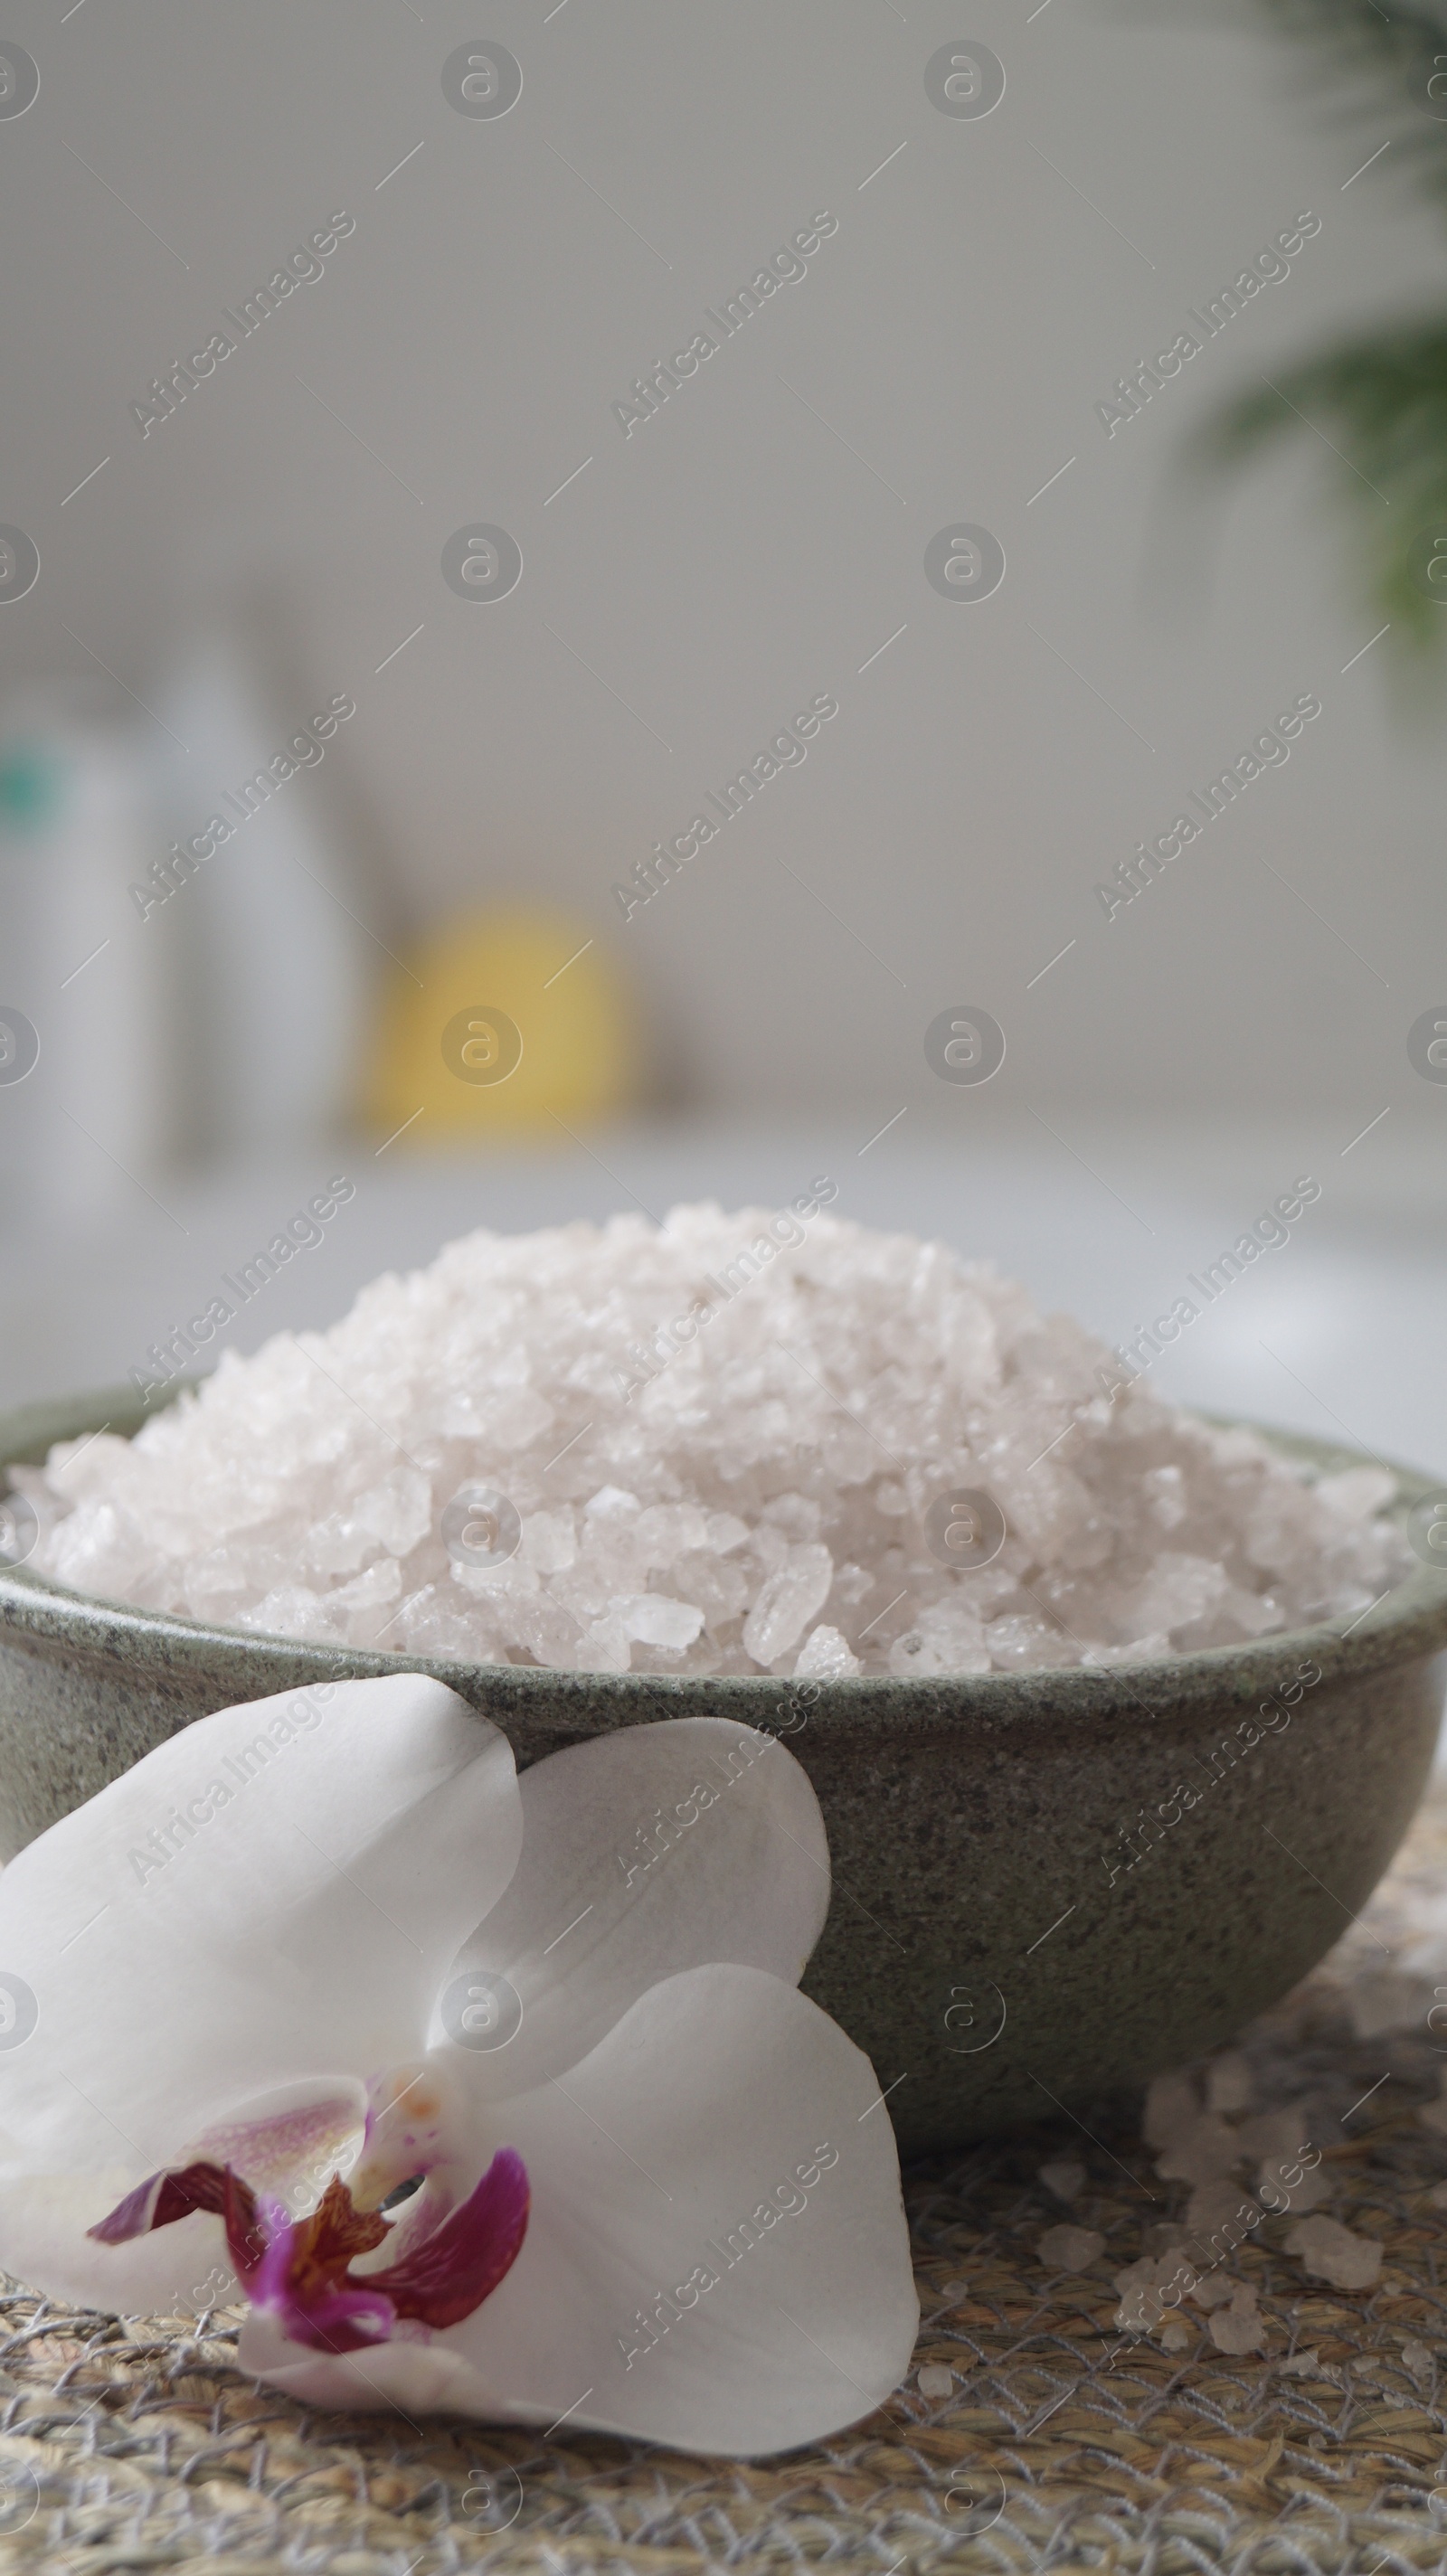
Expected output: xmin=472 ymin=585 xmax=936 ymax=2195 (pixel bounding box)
xmin=0 ymin=1674 xmax=916 ymax=2454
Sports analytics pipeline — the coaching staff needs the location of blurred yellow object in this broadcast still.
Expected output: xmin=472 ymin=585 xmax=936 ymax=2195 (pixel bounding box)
xmin=366 ymin=907 xmax=639 ymax=1143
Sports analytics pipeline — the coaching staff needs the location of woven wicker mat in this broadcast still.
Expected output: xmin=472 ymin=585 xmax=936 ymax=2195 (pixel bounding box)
xmin=5 ymin=1793 xmax=1447 ymax=2576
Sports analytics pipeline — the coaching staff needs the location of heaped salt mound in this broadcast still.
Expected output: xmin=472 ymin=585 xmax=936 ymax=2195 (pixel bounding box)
xmin=22 ymin=1205 xmax=1407 ymax=1678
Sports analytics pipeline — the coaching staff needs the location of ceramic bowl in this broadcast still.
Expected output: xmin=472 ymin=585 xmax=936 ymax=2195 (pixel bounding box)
xmin=2 ymin=1386 xmax=1444 ymax=2156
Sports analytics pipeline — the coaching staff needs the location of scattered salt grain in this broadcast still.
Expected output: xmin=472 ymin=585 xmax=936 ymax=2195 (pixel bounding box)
xmin=1258 ymin=2154 xmax=1329 ymax=2215
xmin=1158 ymin=2312 xmax=1193 ymax=2353
xmin=1285 ymin=2214 xmax=1383 ymax=2291
xmin=1143 ymin=2071 xmax=1200 ymax=2151
xmin=24 ymin=1205 xmax=1408 ymax=1677
xmin=1113 ymin=2248 xmax=1196 ymax=2335
xmin=1348 ymin=1971 xmax=1432 ymax=2040
xmin=1113 ymin=2255 xmax=1157 ymax=2297
xmin=1039 ymin=2224 xmax=1104 ymax=2275
xmin=1278 ymin=2348 xmax=1323 ymax=2377
xmin=1209 ymin=2284 xmax=1267 ymax=2354
xmin=1038 ymin=2157 xmax=1086 ymax=2203
xmin=1186 ymin=2179 xmax=1255 ymax=2240
xmin=1206 ymin=2052 xmax=1253 ymax=2117
xmin=1234 ymin=2106 xmax=1310 ymax=2163
xmin=916 ymin=2365 xmax=954 ymax=2400
xmin=1400 ymin=2338 xmax=1433 ymax=2386
xmin=1154 ymin=2112 xmax=1240 ymax=2186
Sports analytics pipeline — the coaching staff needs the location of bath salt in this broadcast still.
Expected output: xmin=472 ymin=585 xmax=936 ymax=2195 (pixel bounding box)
xmin=1143 ymin=2071 xmax=1201 ymax=2150
xmin=1037 ymin=2224 xmax=1104 ymax=2275
xmin=1038 ymin=2157 xmax=1086 ymax=2203
xmin=1154 ymin=2111 xmax=1241 ymax=2186
xmin=1113 ymin=2249 xmax=1194 ymax=2334
xmin=20 ymin=1203 xmax=1409 ymax=1679
xmin=1285 ymin=2214 xmax=1383 ymax=2291
xmin=1205 ymin=2052 xmax=1253 ymax=2117
xmin=1209 ymin=2284 xmax=1267 ymax=2355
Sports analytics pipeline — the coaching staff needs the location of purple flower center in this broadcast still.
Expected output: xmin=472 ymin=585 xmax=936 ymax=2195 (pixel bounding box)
xmin=91 ymin=2147 xmax=529 ymax=2355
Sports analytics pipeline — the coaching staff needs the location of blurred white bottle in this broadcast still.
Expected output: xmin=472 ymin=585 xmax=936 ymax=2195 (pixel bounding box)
xmin=0 ymin=686 xmax=178 ymax=1222
xmin=151 ymin=626 xmax=372 ymax=1159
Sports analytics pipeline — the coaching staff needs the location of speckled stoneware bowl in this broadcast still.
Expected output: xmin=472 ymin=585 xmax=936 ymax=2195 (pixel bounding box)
xmin=2 ymin=1387 xmax=1444 ymax=2155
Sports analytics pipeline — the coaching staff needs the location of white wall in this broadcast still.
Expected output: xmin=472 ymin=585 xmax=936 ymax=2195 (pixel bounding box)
xmin=1 ymin=0 xmax=1443 ymax=1123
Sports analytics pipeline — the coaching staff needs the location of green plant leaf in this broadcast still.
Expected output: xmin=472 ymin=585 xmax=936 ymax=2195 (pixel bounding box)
xmin=1191 ymin=1 xmax=1447 ymax=659
xmin=1201 ymin=325 xmax=1447 ymax=646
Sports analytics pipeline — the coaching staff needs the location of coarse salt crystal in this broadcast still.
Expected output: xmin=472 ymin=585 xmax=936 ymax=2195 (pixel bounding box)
xmin=1235 ymin=2106 xmax=1310 ymax=2162
xmin=1185 ymin=2179 xmax=1257 ymax=2240
xmin=1348 ymin=1972 xmax=1433 ymax=2039
xmin=1113 ymin=2247 xmax=1196 ymax=2334
xmin=1285 ymin=2214 xmax=1382 ymax=2291
xmin=1258 ymin=2154 xmax=1329 ymax=2215
xmin=1038 ymin=2224 xmax=1104 ymax=2275
xmin=793 ymin=1624 xmax=862 ymax=1680
xmin=1142 ymin=2071 xmax=1200 ymax=2150
xmin=742 ymin=1543 xmax=834 ymax=1665
xmin=27 ymin=1204 xmax=1408 ymax=1680
xmin=1209 ymin=2284 xmax=1267 ymax=2354
xmin=1205 ymin=2052 xmax=1253 ymax=2117
xmin=1154 ymin=2112 xmax=1241 ymax=2186
xmin=1186 ymin=2271 xmax=1236 ymax=2313
xmin=1038 ymin=2157 xmax=1086 ymax=2203
xmin=616 ymin=1595 xmax=705 ymax=1649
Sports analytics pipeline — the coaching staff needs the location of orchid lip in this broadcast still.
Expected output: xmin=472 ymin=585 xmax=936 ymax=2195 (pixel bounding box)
xmin=90 ymin=2145 xmax=530 ymax=2357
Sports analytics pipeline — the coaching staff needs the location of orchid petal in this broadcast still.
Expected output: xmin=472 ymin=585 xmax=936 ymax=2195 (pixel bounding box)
xmin=48 ymin=2076 xmax=371 ymax=2314
xmin=248 ymin=2190 xmax=396 ymax=2354
xmin=0 ymin=1675 xmax=522 ymax=2304
xmin=363 ymin=2147 xmax=529 ymax=2329
xmin=90 ymin=2156 xmax=263 ymax=2276
xmin=237 ymin=2313 xmax=510 ymax=2417
xmin=0 ymin=2172 xmax=241 ymax=2318
xmin=270 ymin=2278 xmax=399 ymax=2355
xmin=194 ymin=2082 xmax=367 ymax=2199
xmin=251 ymin=1964 xmax=918 ymax=2456
xmin=435 ymin=1720 xmax=829 ymax=2099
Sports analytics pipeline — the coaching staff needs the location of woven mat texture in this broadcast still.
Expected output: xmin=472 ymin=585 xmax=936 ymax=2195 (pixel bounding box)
xmin=4 ymin=1787 xmax=1447 ymax=2576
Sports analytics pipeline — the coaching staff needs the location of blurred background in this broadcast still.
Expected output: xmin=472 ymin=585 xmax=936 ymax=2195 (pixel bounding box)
xmin=0 ymin=0 xmax=1442 ymax=1469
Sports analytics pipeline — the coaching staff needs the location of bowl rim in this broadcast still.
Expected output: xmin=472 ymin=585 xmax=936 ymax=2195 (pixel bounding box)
xmin=2 ymin=1384 xmax=1445 ymax=1728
